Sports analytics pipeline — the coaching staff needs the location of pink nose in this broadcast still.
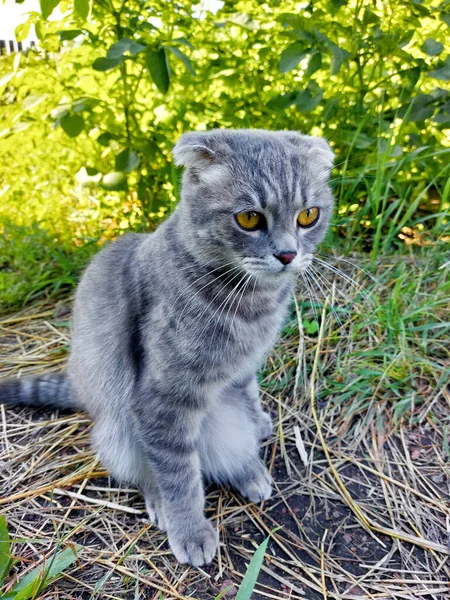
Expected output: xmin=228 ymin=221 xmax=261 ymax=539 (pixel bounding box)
xmin=274 ymin=252 xmax=297 ymax=265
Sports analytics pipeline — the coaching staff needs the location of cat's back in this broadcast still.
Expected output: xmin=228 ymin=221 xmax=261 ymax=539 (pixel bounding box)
xmin=70 ymin=231 xmax=161 ymax=355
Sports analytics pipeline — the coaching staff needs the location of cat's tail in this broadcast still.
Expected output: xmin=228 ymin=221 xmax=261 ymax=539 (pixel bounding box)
xmin=0 ymin=373 xmax=78 ymax=410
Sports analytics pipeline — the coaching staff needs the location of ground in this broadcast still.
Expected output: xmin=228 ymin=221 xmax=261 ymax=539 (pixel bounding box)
xmin=0 ymin=254 xmax=449 ymax=599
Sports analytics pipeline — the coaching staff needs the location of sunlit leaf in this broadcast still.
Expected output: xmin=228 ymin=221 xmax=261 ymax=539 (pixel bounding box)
xmin=266 ymin=91 xmax=297 ymax=110
xmin=279 ymin=42 xmax=307 ymax=73
xmin=115 ymin=149 xmax=140 ymax=173
xmin=39 ymin=0 xmax=61 ymax=19
xmin=295 ymin=83 xmax=324 ymax=112
xmin=15 ymin=22 xmax=30 ymax=42
xmin=102 ymin=172 xmax=127 ymax=191
xmin=166 ymin=46 xmax=195 ymax=75
xmin=58 ymin=29 xmax=83 ymax=41
xmin=92 ymin=56 xmax=123 ymax=71
xmin=429 ymin=58 xmax=450 ymax=81
xmin=97 ymin=132 xmax=116 ymax=146
xmin=60 ymin=114 xmax=84 ymax=137
xmin=22 ymin=94 xmax=46 ymax=110
xmin=146 ymin=47 xmax=170 ymax=93
xmin=107 ymin=38 xmax=145 ymax=59
xmin=421 ymin=38 xmax=443 ymax=56
xmin=305 ymin=51 xmax=322 ymax=76
xmin=74 ymin=0 xmax=89 ymax=21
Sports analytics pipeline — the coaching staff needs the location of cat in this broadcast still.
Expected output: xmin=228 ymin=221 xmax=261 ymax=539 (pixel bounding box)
xmin=0 ymin=129 xmax=334 ymax=566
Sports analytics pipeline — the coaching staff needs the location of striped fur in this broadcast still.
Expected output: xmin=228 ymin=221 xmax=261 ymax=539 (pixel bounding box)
xmin=0 ymin=373 xmax=77 ymax=409
xmin=1 ymin=129 xmax=334 ymax=566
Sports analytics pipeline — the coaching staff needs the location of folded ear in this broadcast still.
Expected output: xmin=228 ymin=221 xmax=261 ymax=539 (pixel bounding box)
xmin=281 ymin=131 xmax=334 ymax=172
xmin=307 ymin=136 xmax=334 ymax=171
xmin=172 ymin=132 xmax=216 ymax=168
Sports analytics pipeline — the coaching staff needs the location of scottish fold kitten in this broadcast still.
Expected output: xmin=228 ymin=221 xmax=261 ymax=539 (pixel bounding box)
xmin=0 ymin=129 xmax=334 ymax=566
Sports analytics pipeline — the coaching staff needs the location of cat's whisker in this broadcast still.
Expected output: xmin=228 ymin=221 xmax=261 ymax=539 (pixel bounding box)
xmin=316 ymin=252 xmax=377 ymax=283
xmin=201 ymin=271 xmax=249 ymax=344
xmin=299 ymin=271 xmax=319 ymax=323
xmin=302 ymin=270 xmax=324 ymax=325
xmin=313 ymin=256 xmax=375 ymax=307
xmin=304 ymin=268 xmax=343 ymax=326
xmin=188 ymin=268 xmax=246 ymax=338
xmin=250 ymin=272 xmax=259 ymax=311
xmin=220 ymin=271 xmax=253 ymax=342
xmin=308 ymin=263 xmax=358 ymax=307
xmin=224 ymin=272 xmax=254 ymax=354
xmin=308 ymin=264 xmax=353 ymax=326
xmin=175 ymin=264 xmax=244 ymax=334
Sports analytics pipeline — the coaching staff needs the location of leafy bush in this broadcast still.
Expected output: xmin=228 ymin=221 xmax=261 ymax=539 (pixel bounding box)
xmin=0 ymin=0 xmax=449 ymax=308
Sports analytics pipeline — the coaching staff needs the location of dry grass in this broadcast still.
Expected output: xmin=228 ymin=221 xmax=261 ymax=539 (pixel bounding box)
xmin=0 ymin=254 xmax=449 ymax=599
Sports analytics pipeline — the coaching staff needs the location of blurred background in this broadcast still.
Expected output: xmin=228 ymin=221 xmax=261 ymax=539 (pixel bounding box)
xmin=0 ymin=0 xmax=448 ymax=310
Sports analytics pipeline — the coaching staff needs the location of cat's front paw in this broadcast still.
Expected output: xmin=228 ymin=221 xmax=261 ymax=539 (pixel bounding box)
xmin=236 ymin=460 xmax=272 ymax=503
xmin=259 ymin=410 xmax=273 ymax=440
xmin=145 ymin=493 xmax=168 ymax=532
xmin=168 ymin=519 xmax=218 ymax=567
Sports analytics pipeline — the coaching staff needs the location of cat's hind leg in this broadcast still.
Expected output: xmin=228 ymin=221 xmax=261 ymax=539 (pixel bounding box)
xmin=198 ymin=380 xmax=273 ymax=502
xmin=91 ymin=415 xmax=168 ymax=529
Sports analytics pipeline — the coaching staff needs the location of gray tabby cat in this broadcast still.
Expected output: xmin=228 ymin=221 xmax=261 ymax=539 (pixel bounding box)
xmin=0 ymin=129 xmax=334 ymax=566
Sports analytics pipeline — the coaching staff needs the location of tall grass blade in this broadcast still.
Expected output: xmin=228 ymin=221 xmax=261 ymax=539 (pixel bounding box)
xmin=4 ymin=546 xmax=81 ymax=600
xmin=234 ymin=536 xmax=270 ymax=600
xmin=0 ymin=516 xmax=12 ymax=585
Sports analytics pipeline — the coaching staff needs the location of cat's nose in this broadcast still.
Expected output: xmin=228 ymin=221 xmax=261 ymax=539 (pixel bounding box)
xmin=274 ymin=251 xmax=297 ymax=265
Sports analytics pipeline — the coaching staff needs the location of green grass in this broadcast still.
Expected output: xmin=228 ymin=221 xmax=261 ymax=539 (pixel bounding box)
xmin=262 ymin=248 xmax=450 ymax=437
xmin=0 ymin=220 xmax=97 ymax=312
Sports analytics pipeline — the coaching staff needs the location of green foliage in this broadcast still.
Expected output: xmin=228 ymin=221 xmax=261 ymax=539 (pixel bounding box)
xmin=0 ymin=221 xmax=96 ymax=311
xmin=0 ymin=516 xmax=80 ymax=599
xmin=0 ymin=0 xmax=449 ymax=308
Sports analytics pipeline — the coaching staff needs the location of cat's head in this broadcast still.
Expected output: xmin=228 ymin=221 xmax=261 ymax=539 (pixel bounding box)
xmin=173 ymin=129 xmax=334 ymax=278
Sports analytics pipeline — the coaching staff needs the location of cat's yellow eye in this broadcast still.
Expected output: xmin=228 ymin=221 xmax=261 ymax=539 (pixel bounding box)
xmin=297 ymin=207 xmax=320 ymax=228
xmin=235 ymin=211 xmax=264 ymax=231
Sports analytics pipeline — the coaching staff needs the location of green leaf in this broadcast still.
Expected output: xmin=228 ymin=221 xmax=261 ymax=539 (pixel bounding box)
xmin=305 ymin=51 xmax=322 ymax=76
xmin=276 ymin=13 xmax=303 ymax=28
xmin=92 ymin=56 xmax=123 ymax=71
xmin=76 ymin=166 xmax=101 ymax=185
xmin=279 ymin=42 xmax=307 ymax=73
xmin=405 ymin=94 xmax=435 ymax=122
xmin=128 ymin=41 xmax=146 ymax=56
xmin=22 ymin=94 xmax=45 ymax=111
xmin=74 ymin=0 xmax=89 ymax=20
xmin=0 ymin=516 xmax=12 ymax=584
xmin=60 ymin=114 xmax=84 ymax=137
xmin=115 ymin=149 xmax=140 ymax=173
xmin=266 ymin=91 xmax=297 ymax=110
xmin=429 ymin=58 xmax=450 ymax=81
xmin=97 ymin=132 xmax=116 ymax=146
xmin=102 ymin=172 xmax=127 ymax=191
xmin=58 ymin=29 xmax=83 ymax=41
xmin=107 ymin=38 xmax=145 ymax=60
xmin=235 ymin=536 xmax=270 ymax=600
xmin=9 ymin=546 xmax=81 ymax=598
xmin=328 ymin=41 xmax=350 ymax=75
xmin=146 ymin=47 xmax=170 ymax=93
xmin=39 ymin=0 xmax=61 ymax=19
xmin=295 ymin=83 xmax=324 ymax=112
xmin=441 ymin=13 xmax=450 ymax=27
xmin=421 ymin=38 xmax=443 ymax=56
xmin=303 ymin=320 xmax=319 ymax=334
xmin=166 ymin=46 xmax=195 ymax=75
xmin=15 ymin=22 xmax=30 ymax=42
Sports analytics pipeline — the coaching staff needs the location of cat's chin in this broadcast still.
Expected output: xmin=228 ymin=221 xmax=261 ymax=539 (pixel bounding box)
xmin=245 ymin=267 xmax=297 ymax=283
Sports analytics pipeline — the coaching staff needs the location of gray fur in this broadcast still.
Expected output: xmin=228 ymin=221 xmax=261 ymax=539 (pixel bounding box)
xmin=0 ymin=129 xmax=334 ymax=566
